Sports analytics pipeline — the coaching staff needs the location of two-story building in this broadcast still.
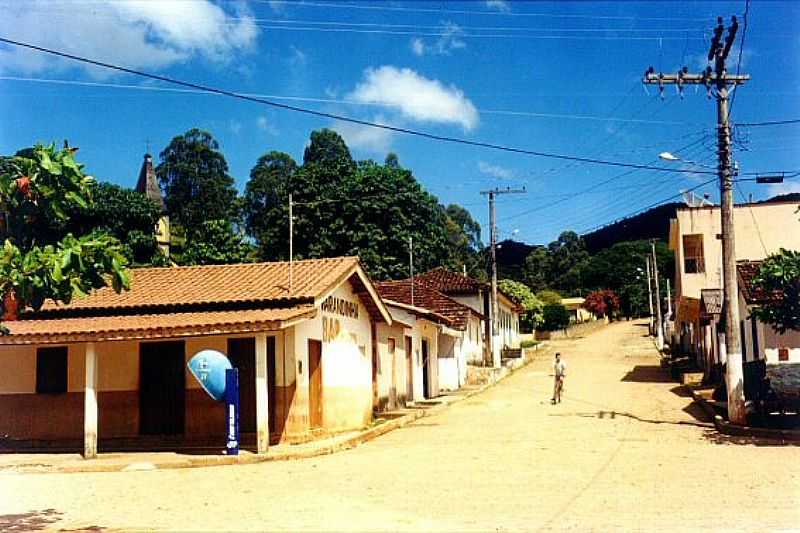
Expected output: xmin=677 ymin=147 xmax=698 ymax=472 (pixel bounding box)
xmin=669 ymin=200 xmax=800 ymax=376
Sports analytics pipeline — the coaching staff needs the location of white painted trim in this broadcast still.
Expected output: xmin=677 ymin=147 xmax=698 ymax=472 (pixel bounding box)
xmin=255 ymin=332 xmax=269 ymax=454
xmin=83 ymin=342 xmax=98 ymax=459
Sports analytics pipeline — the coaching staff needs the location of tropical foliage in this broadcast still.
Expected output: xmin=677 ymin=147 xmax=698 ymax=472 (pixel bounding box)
xmin=750 ymin=249 xmax=800 ymax=333
xmin=583 ymin=289 xmax=621 ymax=319
xmin=499 ymin=278 xmax=544 ymax=331
xmin=541 ymin=303 xmax=571 ymax=331
xmin=0 ymin=144 xmax=129 ymax=321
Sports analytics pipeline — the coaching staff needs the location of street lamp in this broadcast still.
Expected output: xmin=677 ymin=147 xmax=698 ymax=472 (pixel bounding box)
xmin=659 ymin=151 xmax=716 ymax=170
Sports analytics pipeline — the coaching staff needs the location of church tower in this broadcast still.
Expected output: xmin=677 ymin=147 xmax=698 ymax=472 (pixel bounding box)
xmin=135 ymin=153 xmax=170 ymax=257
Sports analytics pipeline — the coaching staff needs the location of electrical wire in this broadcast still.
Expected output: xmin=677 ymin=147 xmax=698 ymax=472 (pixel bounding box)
xmin=737 ymin=118 xmax=800 ymax=127
xmin=727 ymin=0 xmax=750 ymax=121
xmin=0 ymin=76 xmax=696 ymax=126
xmin=734 ymin=182 xmax=769 ymax=256
xmin=0 ymin=36 xmax=741 ymax=177
xmin=579 ymin=176 xmax=719 ymax=234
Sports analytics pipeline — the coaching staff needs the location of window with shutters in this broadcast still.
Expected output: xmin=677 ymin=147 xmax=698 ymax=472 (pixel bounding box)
xmin=682 ymin=234 xmax=705 ymax=274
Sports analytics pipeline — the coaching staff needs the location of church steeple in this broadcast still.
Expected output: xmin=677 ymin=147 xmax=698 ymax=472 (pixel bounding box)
xmin=135 ymin=153 xmax=170 ymax=257
xmin=135 ymin=153 xmax=165 ymax=212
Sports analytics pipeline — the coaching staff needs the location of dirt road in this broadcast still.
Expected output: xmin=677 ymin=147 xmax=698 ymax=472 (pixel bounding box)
xmin=1 ymin=320 xmax=797 ymax=531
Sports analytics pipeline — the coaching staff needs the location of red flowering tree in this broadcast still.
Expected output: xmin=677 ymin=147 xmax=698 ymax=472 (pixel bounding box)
xmin=583 ymin=289 xmax=621 ymax=320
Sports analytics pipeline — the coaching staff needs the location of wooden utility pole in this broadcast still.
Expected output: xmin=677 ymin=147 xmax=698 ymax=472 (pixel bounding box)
xmin=480 ymin=187 xmax=526 ymax=368
xmin=650 ymin=240 xmax=664 ymax=351
xmin=646 ymin=256 xmax=654 ymax=334
xmin=644 ymin=16 xmax=748 ymax=424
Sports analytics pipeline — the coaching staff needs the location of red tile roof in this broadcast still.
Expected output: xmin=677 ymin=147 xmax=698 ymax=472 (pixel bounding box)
xmin=375 ymin=280 xmax=478 ymax=330
xmin=738 ymin=261 xmax=784 ymax=304
xmin=2 ymin=307 xmax=316 ymax=345
xmin=413 ymin=267 xmax=489 ymax=294
xmin=37 ymin=257 xmax=360 ymax=314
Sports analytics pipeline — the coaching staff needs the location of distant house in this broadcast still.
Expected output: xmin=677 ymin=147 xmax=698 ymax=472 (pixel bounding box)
xmin=668 ymin=200 xmax=800 ymax=370
xmin=0 ymin=257 xmax=392 ymax=456
xmin=412 ymin=268 xmax=522 ymax=365
xmin=561 ymin=297 xmax=594 ymax=324
xmin=375 ymin=280 xmax=483 ymax=394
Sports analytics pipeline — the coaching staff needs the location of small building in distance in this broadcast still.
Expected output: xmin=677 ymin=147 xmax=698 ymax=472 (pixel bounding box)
xmin=561 ymin=297 xmax=594 ymax=324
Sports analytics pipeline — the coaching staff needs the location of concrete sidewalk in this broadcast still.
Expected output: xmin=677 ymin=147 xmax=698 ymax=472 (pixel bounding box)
xmin=0 ymin=346 xmax=546 ymax=475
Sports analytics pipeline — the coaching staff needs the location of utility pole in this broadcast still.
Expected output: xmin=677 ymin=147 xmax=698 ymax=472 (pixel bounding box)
xmin=646 ymin=256 xmax=654 ymax=335
xmin=480 ymin=186 xmax=526 ymax=368
xmin=651 ymin=240 xmax=664 ymax=351
xmin=288 ymin=193 xmax=294 ymax=294
xmin=644 ymin=16 xmax=748 ymax=424
xmin=409 ymin=236 xmax=414 ymax=307
xmin=666 ymin=278 xmax=672 ymax=317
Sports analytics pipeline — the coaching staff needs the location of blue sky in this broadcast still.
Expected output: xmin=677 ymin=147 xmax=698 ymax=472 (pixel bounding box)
xmin=1 ymin=0 xmax=799 ymax=245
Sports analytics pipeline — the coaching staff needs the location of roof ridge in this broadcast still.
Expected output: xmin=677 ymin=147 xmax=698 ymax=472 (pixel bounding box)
xmin=128 ymin=256 xmax=359 ymax=274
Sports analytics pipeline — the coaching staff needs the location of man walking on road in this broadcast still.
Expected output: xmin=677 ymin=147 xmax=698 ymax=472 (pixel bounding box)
xmin=552 ymin=352 xmax=566 ymax=404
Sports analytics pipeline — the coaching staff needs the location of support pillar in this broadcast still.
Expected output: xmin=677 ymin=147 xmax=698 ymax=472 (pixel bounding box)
xmin=255 ymin=332 xmax=269 ymax=454
xmin=83 ymin=342 xmax=98 ymax=459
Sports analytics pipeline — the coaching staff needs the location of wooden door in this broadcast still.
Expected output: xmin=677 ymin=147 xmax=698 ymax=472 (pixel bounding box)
xmin=139 ymin=341 xmax=185 ymax=435
xmin=422 ymin=339 xmax=430 ymax=399
xmin=405 ymin=336 xmax=413 ymax=401
xmin=228 ymin=338 xmax=256 ymax=433
xmin=308 ymin=340 xmax=323 ymax=429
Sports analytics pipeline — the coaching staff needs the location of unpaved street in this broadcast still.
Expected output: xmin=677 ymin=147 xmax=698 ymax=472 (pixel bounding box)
xmin=1 ymin=320 xmax=798 ymax=531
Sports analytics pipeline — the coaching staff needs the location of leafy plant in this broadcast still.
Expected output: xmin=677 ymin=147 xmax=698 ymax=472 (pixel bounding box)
xmin=0 ymin=143 xmax=130 ymax=321
xmin=583 ymin=289 xmax=621 ymax=319
xmin=541 ymin=303 xmax=571 ymax=331
xmin=499 ymin=278 xmax=544 ymax=331
xmin=536 ymin=289 xmax=563 ymax=306
xmin=750 ymin=249 xmax=800 ymax=333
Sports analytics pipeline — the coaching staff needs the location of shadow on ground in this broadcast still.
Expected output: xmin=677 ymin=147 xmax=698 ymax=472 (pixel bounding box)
xmin=0 ymin=509 xmax=64 ymax=532
xmin=620 ymin=365 xmax=674 ymax=383
xmin=701 ymin=430 xmax=800 ymax=447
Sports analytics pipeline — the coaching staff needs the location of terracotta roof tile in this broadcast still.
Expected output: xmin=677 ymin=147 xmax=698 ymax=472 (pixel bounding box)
xmin=413 ymin=267 xmax=489 ymax=294
xmin=738 ymin=261 xmax=784 ymax=304
xmin=375 ymin=280 xmax=477 ymax=330
xmin=38 ymin=257 xmax=360 ymax=314
xmin=2 ymin=306 xmax=316 ymax=345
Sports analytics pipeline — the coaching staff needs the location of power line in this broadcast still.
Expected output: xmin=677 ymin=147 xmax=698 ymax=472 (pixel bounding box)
xmin=252 ymin=1 xmax=721 ymax=22
xmin=579 ymin=176 xmax=718 ymax=234
xmin=727 ymin=0 xmax=750 ymax=120
xmin=0 ymin=37 xmax=742 ymax=177
xmin=734 ymin=182 xmax=769 ymax=256
xmin=0 ymin=76 xmax=698 ymax=126
xmin=737 ymin=118 xmax=800 ymax=127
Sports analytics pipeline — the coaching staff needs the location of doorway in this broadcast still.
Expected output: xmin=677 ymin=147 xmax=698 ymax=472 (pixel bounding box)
xmin=404 ymin=336 xmax=413 ymax=402
xmin=421 ymin=339 xmax=430 ymax=399
xmin=139 ymin=341 xmax=185 ymax=435
xmin=308 ymin=340 xmax=323 ymax=429
xmin=228 ymin=337 xmax=277 ymax=435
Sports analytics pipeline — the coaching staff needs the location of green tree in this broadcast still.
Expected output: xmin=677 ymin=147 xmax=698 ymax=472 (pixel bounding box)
xmin=750 ymin=249 xmax=800 ymax=333
xmin=444 ymin=203 xmax=484 ymax=279
xmin=69 ymin=182 xmax=168 ymax=266
xmin=547 ymin=231 xmax=590 ymax=295
xmin=582 ymin=240 xmax=673 ymax=318
xmin=243 ymin=130 xmax=456 ymax=280
xmin=156 ymin=129 xmax=239 ymax=232
xmin=499 ymin=279 xmax=544 ymax=331
xmin=181 ymin=219 xmax=255 ymax=266
xmin=522 ymin=246 xmax=550 ymax=292
xmin=536 ymin=289 xmax=562 ymax=306
xmin=243 ymin=151 xmax=298 ymax=259
xmin=541 ymin=303 xmax=570 ymax=331
xmin=0 ymin=143 xmax=129 ymax=321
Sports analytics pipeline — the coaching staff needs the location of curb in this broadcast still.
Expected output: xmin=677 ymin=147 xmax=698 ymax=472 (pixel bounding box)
xmin=686 ymin=386 xmax=800 ymax=443
xmin=6 ymin=350 xmax=540 ymax=475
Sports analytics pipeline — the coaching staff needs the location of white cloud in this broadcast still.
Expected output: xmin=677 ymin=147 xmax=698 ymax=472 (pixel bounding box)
xmin=288 ymin=45 xmax=308 ymax=67
xmin=768 ymin=181 xmax=800 ymax=197
xmin=0 ymin=0 xmax=258 ymax=77
xmin=333 ymin=115 xmax=394 ymax=154
xmin=408 ymin=22 xmax=466 ymax=56
xmin=256 ymin=115 xmax=279 ymax=135
xmin=478 ymin=161 xmax=514 ymax=179
xmin=411 ymin=38 xmax=426 ymax=57
xmin=348 ymin=66 xmax=479 ymax=130
xmin=229 ymin=120 xmax=242 ymax=135
xmin=486 ymin=0 xmax=511 ymax=12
